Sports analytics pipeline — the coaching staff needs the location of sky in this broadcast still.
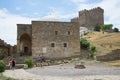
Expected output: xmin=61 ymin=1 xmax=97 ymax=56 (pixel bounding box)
xmin=0 ymin=0 xmax=120 ymax=45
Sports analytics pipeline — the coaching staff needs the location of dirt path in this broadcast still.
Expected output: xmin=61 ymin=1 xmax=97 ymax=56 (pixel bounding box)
xmin=3 ymin=61 xmax=120 ymax=80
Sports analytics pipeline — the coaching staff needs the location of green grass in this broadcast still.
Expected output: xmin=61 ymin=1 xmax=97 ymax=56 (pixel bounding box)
xmin=0 ymin=73 xmax=15 ymax=80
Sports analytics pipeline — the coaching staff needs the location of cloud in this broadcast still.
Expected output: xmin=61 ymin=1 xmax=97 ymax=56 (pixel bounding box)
xmin=99 ymin=0 xmax=120 ymax=29
xmin=0 ymin=8 xmax=35 ymax=45
xmin=70 ymin=0 xmax=120 ymax=30
xmin=33 ymin=12 xmax=39 ymax=15
xmin=0 ymin=7 xmax=75 ymax=45
xmin=70 ymin=0 xmax=87 ymax=3
xmin=26 ymin=0 xmax=38 ymax=6
xmin=40 ymin=7 xmax=76 ymax=21
xmin=16 ymin=7 xmax=21 ymax=11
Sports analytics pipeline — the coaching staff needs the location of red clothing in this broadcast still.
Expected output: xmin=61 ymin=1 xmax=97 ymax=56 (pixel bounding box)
xmin=9 ymin=60 xmax=12 ymax=65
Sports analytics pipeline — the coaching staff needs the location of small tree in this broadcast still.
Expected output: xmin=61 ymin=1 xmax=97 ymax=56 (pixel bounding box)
xmin=90 ymin=46 xmax=97 ymax=59
xmin=94 ymin=25 xmax=101 ymax=31
xmin=80 ymin=38 xmax=90 ymax=49
xmin=0 ymin=60 xmax=6 ymax=72
xmin=113 ymin=27 xmax=119 ymax=32
xmin=101 ymin=24 xmax=113 ymax=32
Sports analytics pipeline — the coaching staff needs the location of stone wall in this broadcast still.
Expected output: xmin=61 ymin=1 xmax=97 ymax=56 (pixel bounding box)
xmin=71 ymin=17 xmax=79 ymax=23
xmin=96 ymin=49 xmax=120 ymax=61
xmin=32 ymin=21 xmax=80 ymax=58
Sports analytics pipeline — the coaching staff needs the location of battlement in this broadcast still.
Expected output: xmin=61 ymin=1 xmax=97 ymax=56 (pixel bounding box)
xmin=79 ymin=7 xmax=104 ymax=16
xmin=71 ymin=17 xmax=79 ymax=22
xmin=78 ymin=7 xmax=104 ymax=30
xmin=89 ymin=7 xmax=103 ymax=11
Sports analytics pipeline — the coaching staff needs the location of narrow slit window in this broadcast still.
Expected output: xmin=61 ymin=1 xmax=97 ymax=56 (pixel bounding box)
xmin=63 ymin=43 xmax=67 ymax=47
xmin=68 ymin=31 xmax=70 ymax=35
xmin=55 ymin=31 xmax=58 ymax=35
xmin=51 ymin=43 xmax=55 ymax=47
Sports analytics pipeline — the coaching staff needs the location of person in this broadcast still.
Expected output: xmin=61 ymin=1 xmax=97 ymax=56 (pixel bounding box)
xmin=9 ymin=59 xmax=12 ymax=69
xmin=12 ymin=59 xmax=16 ymax=70
xmin=36 ymin=54 xmax=45 ymax=62
xmin=41 ymin=54 xmax=45 ymax=62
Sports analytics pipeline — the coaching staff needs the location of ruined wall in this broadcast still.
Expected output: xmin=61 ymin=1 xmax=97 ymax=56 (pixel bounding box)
xmin=17 ymin=24 xmax=32 ymax=55
xmin=32 ymin=21 xmax=80 ymax=58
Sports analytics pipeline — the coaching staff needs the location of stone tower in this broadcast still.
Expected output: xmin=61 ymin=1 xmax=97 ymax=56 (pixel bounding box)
xmin=71 ymin=7 xmax=104 ymax=30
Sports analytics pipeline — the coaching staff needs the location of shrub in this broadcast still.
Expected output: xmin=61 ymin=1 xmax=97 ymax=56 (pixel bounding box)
xmin=94 ymin=25 xmax=101 ymax=31
xmin=102 ymin=24 xmax=113 ymax=31
xmin=113 ymin=27 xmax=119 ymax=32
xmin=0 ymin=60 xmax=6 ymax=72
xmin=90 ymin=46 xmax=97 ymax=59
xmin=84 ymin=32 xmax=89 ymax=35
xmin=24 ymin=57 xmax=34 ymax=68
xmin=80 ymin=38 xmax=90 ymax=49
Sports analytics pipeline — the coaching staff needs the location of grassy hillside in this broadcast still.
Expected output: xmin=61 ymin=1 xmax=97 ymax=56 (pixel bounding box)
xmin=83 ymin=31 xmax=120 ymax=55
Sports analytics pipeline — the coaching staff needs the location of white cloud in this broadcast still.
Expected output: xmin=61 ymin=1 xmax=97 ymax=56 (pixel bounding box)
xmin=40 ymin=7 xmax=76 ymax=21
xmin=16 ymin=7 xmax=21 ymax=10
xmin=0 ymin=7 xmax=75 ymax=45
xmin=33 ymin=12 xmax=39 ymax=15
xmin=99 ymin=0 xmax=120 ymax=29
xmin=27 ymin=0 xmax=38 ymax=6
xmin=70 ymin=0 xmax=86 ymax=3
xmin=71 ymin=0 xmax=120 ymax=30
xmin=0 ymin=8 xmax=35 ymax=45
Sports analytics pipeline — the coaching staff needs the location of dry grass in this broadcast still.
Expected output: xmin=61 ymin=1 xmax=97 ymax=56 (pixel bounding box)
xmin=83 ymin=32 xmax=120 ymax=54
xmin=104 ymin=60 xmax=120 ymax=67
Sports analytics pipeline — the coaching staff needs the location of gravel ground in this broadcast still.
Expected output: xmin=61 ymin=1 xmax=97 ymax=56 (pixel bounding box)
xmin=3 ymin=61 xmax=120 ymax=80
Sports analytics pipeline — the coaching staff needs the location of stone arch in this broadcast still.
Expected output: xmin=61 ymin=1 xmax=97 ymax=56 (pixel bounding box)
xmin=19 ymin=33 xmax=31 ymax=56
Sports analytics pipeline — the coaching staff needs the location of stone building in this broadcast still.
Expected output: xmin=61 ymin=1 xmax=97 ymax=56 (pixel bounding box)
xmin=71 ymin=7 xmax=104 ymax=30
xmin=17 ymin=21 xmax=80 ymax=59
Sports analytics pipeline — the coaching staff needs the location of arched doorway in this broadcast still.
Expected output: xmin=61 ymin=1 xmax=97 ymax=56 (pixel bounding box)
xmin=20 ymin=33 xmax=31 ymax=56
